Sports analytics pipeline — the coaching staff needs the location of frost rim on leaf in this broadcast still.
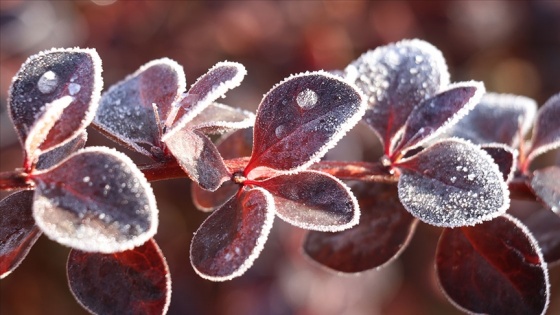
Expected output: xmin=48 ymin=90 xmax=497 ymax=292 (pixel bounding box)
xmin=30 ymin=146 xmax=159 ymax=253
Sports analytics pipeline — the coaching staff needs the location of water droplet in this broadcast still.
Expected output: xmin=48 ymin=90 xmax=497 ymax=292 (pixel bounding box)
xmin=68 ymin=83 xmax=81 ymax=95
xmin=82 ymin=176 xmax=90 ymax=183
xmin=37 ymin=71 xmax=58 ymax=94
xmin=415 ymin=55 xmax=424 ymax=63
xmin=296 ymin=89 xmax=318 ymax=110
xmin=275 ymin=124 xmax=286 ymax=138
xmin=235 ymin=247 xmax=240 ymax=254
xmin=467 ymin=174 xmax=475 ymax=181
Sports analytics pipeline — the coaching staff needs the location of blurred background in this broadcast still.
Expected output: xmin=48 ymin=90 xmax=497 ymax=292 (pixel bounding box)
xmin=1 ymin=1 xmax=559 ymax=314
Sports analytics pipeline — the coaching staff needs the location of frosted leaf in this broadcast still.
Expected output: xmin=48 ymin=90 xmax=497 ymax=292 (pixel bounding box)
xmin=8 ymin=48 xmax=103 ymax=154
xmin=436 ymin=215 xmax=550 ymax=315
xmin=346 ymin=39 xmax=449 ymax=153
xmin=36 ymin=131 xmax=87 ymax=170
xmin=67 ymin=239 xmax=171 ymax=315
xmin=189 ymin=102 xmax=255 ymax=135
xmin=531 ymin=166 xmax=560 ymax=214
xmin=396 ymin=138 xmax=509 ymax=227
xmin=190 ymin=187 xmax=275 ymax=281
xmin=257 ymin=171 xmax=359 ymax=232
xmin=164 ymin=128 xmax=229 ymax=191
xmin=165 ymin=61 xmax=246 ymax=135
xmin=303 ymin=182 xmax=418 ymax=273
xmin=395 ymin=81 xmax=484 ymax=153
xmin=527 ymin=93 xmax=560 ymax=163
xmin=24 ymin=96 xmax=73 ymax=161
xmin=447 ymin=93 xmax=537 ymax=147
xmin=246 ymin=71 xmax=366 ymax=174
xmin=94 ymin=58 xmax=185 ymax=159
xmin=0 ymin=191 xmax=41 ymax=279
xmin=480 ymin=143 xmax=517 ymax=182
xmin=31 ymin=147 xmax=158 ymax=253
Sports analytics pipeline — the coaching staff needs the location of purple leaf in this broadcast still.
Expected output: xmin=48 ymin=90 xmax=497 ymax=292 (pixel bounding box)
xmin=527 ymin=93 xmax=560 ymax=163
xmin=8 ymin=48 xmax=102 ymax=154
xmin=395 ymin=81 xmax=484 ymax=153
xmin=396 ymin=138 xmax=509 ymax=227
xmin=246 ymin=72 xmax=365 ymax=174
xmin=67 ymin=239 xmax=170 ymax=315
xmin=345 ymin=39 xmax=449 ymax=154
xmin=448 ymin=93 xmax=537 ymax=147
xmin=256 ymin=171 xmax=359 ymax=232
xmin=436 ymin=215 xmax=550 ymax=315
xmin=189 ymin=102 xmax=255 ymax=135
xmin=165 ymin=61 xmax=246 ymax=135
xmin=94 ymin=58 xmax=185 ymax=158
xmin=531 ymin=166 xmax=560 ymax=214
xmin=163 ymin=128 xmax=230 ymax=191
xmin=31 ymin=147 xmax=158 ymax=253
xmin=190 ymin=187 xmax=275 ymax=281
xmin=36 ymin=131 xmax=87 ymax=170
xmin=510 ymin=206 xmax=560 ymax=266
xmin=0 ymin=191 xmax=41 ymax=279
xmin=303 ymin=182 xmax=417 ymax=273
xmin=481 ymin=143 xmax=517 ymax=182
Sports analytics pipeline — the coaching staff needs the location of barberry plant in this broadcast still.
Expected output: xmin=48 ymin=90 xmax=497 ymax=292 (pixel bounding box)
xmin=1 ymin=39 xmax=558 ymax=315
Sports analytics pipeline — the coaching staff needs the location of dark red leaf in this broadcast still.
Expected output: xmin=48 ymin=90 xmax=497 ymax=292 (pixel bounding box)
xmin=481 ymin=143 xmax=517 ymax=182
xmin=36 ymin=131 xmax=87 ymax=170
xmin=447 ymin=93 xmax=537 ymax=147
xmin=436 ymin=215 xmax=550 ymax=315
xmin=67 ymin=239 xmax=170 ymax=315
xmin=189 ymin=102 xmax=255 ymax=135
xmin=31 ymin=147 xmax=158 ymax=253
xmin=164 ymin=128 xmax=230 ymax=191
xmin=166 ymin=61 xmax=246 ymax=134
xmin=527 ymin=93 xmax=560 ymax=163
xmin=246 ymin=72 xmax=365 ymax=173
xmin=190 ymin=187 xmax=275 ymax=281
xmin=395 ymin=82 xmax=484 ymax=153
xmin=303 ymin=182 xmax=417 ymax=273
xmin=396 ymin=139 xmax=509 ymax=227
xmin=255 ymin=171 xmax=359 ymax=231
xmin=0 ymin=191 xmax=41 ymax=279
xmin=8 ymin=48 xmax=102 ymax=154
xmin=510 ymin=205 xmax=560 ymax=265
xmin=531 ymin=166 xmax=560 ymax=214
xmin=345 ymin=39 xmax=449 ymax=154
xmin=94 ymin=58 xmax=185 ymax=158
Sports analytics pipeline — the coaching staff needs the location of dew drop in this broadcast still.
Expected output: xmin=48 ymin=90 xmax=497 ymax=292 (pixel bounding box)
xmin=68 ymin=83 xmax=81 ymax=95
xmin=275 ymin=124 xmax=286 ymax=138
xmin=296 ymin=88 xmax=318 ymax=110
xmin=467 ymin=173 xmax=475 ymax=181
xmin=415 ymin=55 xmax=424 ymax=63
xmin=37 ymin=71 xmax=58 ymax=94
xmin=82 ymin=176 xmax=90 ymax=183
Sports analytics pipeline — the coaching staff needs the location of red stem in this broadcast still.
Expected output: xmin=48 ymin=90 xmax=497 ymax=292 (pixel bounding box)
xmin=0 ymin=170 xmax=33 ymax=190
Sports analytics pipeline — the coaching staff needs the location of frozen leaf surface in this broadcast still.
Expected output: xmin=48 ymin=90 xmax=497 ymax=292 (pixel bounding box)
xmin=189 ymin=103 xmax=255 ymax=135
xmin=395 ymin=82 xmax=484 ymax=153
xmin=531 ymin=166 xmax=560 ymax=214
xmin=94 ymin=58 xmax=185 ymax=158
xmin=164 ymin=128 xmax=230 ymax=191
xmin=166 ymin=61 xmax=246 ymax=134
xmin=8 ymin=48 xmax=102 ymax=153
xmin=36 ymin=131 xmax=87 ymax=170
xmin=527 ymin=93 xmax=560 ymax=163
xmin=304 ymin=182 xmax=417 ymax=273
xmin=511 ymin=206 xmax=560 ymax=265
xmin=31 ymin=147 xmax=158 ymax=253
xmin=0 ymin=191 xmax=41 ymax=279
xmin=436 ymin=215 xmax=549 ymax=315
xmin=67 ymin=239 xmax=170 ymax=315
xmin=448 ymin=93 xmax=537 ymax=146
xmin=396 ymin=139 xmax=509 ymax=227
xmin=481 ymin=143 xmax=517 ymax=182
xmin=190 ymin=187 xmax=275 ymax=281
xmin=345 ymin=39 xmax=449 ymax=153
xmin=246 ymin=72 xmax=365 ymax=173
xmin=257 ymin=171 xmax=359 ymax=231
